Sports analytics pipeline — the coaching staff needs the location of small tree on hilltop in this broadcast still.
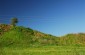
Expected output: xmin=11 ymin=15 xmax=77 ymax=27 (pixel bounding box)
xmin=11 ymin=17 xmax=18 ymax=26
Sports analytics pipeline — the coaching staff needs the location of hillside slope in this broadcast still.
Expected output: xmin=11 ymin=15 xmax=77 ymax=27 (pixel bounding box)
xmin=59 ymin=33 xmax=85 ymax=46
xmin=0 ymin=24 xmax=58 ymax=47
xmin=0 ymin=24 xmax=85 ymax=47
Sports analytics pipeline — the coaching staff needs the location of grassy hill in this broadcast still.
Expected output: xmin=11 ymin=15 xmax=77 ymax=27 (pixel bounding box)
xmin=0 ymin=24 xmax=85 ymax=55
xmin=59 ymin=34 xmax=85 ymax=46
xmin=0 ymin=24 xmax=85 ymax=48
xmin=0 ymin=24 xmax=58 ymax=47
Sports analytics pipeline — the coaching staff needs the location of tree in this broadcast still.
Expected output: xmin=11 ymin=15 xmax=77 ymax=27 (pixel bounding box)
xmin=11 ymin=17 xmax=18 ymax=26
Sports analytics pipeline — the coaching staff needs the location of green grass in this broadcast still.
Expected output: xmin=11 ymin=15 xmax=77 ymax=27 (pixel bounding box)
xmin=0 ymin=46 xmax=85 ymax=55
xmin=1 ymin=24 xmax=85 ymax=55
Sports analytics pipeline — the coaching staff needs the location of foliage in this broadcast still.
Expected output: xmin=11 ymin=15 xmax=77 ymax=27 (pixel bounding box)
xmin=11 ymin=17 xmax=18 ymax=26
xmin=1 ymin=24 xmax=85 ymax=55
xmin=0 ymin=24 xmax=85 ymax=48
xmin=0 ymin=46 xmax=85 ymax=55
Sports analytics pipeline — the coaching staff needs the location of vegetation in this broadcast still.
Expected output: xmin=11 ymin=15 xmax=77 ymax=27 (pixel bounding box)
xmin=0 ymin=24 xmax=85 ymax=55
xmin=1 ymin=46 xmax=85 ymax=55
xmin=11 ymin=17 xmax=18 ymax=26
xmin=0 ymin=24 xmax=58 ymax=47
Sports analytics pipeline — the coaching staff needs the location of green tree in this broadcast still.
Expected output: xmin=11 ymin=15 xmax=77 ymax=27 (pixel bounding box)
xmin=11 ymin=17 xmax=18 ymax=26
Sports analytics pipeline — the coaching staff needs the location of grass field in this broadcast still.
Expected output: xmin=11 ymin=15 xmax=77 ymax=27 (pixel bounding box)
xmin=0 ymin=46 xmax=85 ymax=55
xmin=0 ymin=24 xmax=85 ymax=55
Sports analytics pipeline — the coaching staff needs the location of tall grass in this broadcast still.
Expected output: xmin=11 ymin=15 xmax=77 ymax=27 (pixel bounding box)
xmin=0 ymin=46 xmax=85 ymax=55
xmin=0 ymin=24 xmax=85 ymax=55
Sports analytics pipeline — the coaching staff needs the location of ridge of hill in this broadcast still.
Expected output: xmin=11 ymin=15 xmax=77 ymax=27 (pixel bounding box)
xmin=0 ymin=24 xmax=58 ymax=47
xmin=0 ymin=24 xmax=85 ymax=47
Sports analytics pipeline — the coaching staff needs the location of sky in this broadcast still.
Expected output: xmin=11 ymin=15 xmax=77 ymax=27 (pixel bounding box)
xmin=0 ymin=0 xmax=85 ymax=36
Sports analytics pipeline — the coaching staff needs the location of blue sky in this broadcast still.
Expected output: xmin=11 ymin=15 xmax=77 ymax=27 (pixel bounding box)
xmin=0 ymin=0 xmax=85 ymax=36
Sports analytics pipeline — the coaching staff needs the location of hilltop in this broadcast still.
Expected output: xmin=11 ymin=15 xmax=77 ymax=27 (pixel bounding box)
xmin=0 ymin=24 xmax=58 ymax=47
xmin=0 ymin=24 xmax=85 ymax=47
